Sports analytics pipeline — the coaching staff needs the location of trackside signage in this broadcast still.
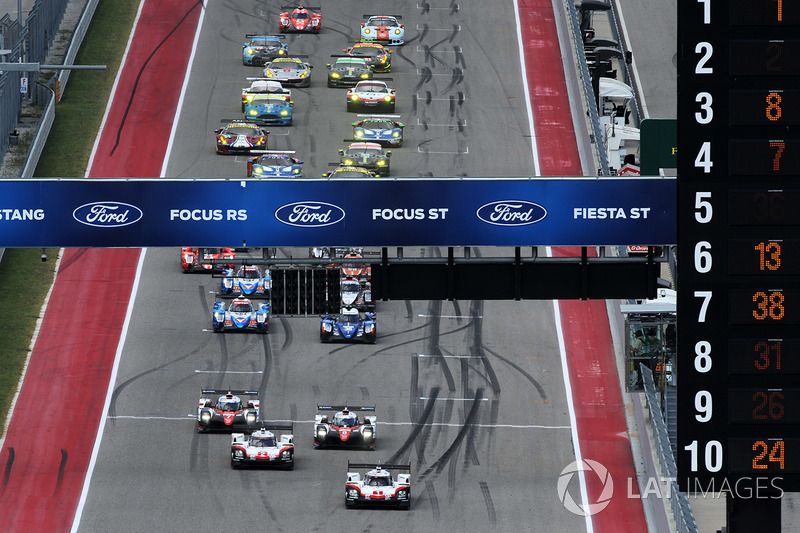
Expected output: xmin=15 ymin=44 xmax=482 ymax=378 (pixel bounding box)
xmin=0 ymin=178 xmax=675 ymax=247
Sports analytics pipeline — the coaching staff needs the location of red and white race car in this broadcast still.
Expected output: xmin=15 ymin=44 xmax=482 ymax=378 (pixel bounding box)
xmin=346 ymin=80 xmax=396 ymax=113
xmin=279 ymin=5 xmax=321 ymax=33
xmin=314 ymin=405 xmax=376 ymax=449
xmin=231 ymin=424 xmax=294 ymax=469
xmin=180 ymin=247 xmax=235 ymax=273
xmin=345 ymin=462 xmax=411 ymax=509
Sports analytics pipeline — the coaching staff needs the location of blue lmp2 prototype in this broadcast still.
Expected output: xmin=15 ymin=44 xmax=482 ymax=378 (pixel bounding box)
xmin=244 ymin=94 xmax=293 ymax=126
xmin=320 ymin=307 xmax=376 ymax=343
xmin=220 ymin=265 xmax=272 ymax=298
xmin=247 ymin=150 xmax=304 ymax=177
xmin=212 ymin=297 xmax=270 ymax=333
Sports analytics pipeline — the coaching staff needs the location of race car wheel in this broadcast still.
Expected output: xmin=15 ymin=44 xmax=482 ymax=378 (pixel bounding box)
xmin=285 ymin=461 xmax=294 ymax=470
xmin=320 ymin=334 xmax=329 ymax=343
xmin=346 ymin=102 xmax=356 ymax=113
xmin=231 ymin=459 xmax=241 ymax=469
xmin=345 ymin=500 xmax=355 ymax=509
xmin=399 ymin=502 xmax=410 ymax=511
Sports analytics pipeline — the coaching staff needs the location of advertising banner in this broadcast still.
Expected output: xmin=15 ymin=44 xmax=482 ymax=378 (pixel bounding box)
xmin=0 ymin=178 xmax=675 ymax=247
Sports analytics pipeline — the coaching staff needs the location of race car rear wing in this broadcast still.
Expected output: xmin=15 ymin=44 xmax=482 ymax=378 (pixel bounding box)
xmin=348 ymin=461 xmax=410 ymax=472
xmin=245 ymin=33 xmax=286 ymax=39
xmin=355 ymin=114 xmax=402 ymax=118
xmin=362 ymin=14 xmax=403 ymax=18
xmin=202 ymin=388 xmax=260 ymax=396
xmin=250 ymin=150 xmax=297 ymax=154
xmin=318 ymin=404 xmax=376 ymax=412
xmin=282 ymin=5 xmax=321 ymax=8
xmin=255 ymin=422 xmax=294 ymax=432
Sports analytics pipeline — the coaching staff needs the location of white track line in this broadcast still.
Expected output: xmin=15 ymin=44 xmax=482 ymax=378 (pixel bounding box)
xmin=512 ymin=0 xmax=542 ymax=175
xmin=0 ymin=249 xmax=64 ymax=448
xmin=547 ymin=248 xmax=592 ymax=533
xmin=107 ymin=415 xmax=570 ymax=429
xmin=72 ymin=3 xmax=208 ymax=532
xmin=419 ymin=397 xmax=489 ymax=401
xmin=417 ymin=314 xmax=480 ymax=318
xmin=416 ymin=353 xmax=481 ymax=359
xmin=193 ymin=370 xmax=263 ymax=374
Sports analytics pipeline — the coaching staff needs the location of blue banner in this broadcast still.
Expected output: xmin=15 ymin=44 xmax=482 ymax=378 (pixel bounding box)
xmin=0 ymin=178 xmax=675 ymax=247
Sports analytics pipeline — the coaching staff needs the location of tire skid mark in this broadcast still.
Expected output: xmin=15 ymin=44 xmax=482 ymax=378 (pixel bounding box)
xmin=460 ymin=358 xmax=480 ymax=466
xmin=258 ymin=335 xmax=272 ymax=400
xmin=359 ymin=386 xmax=369 ymax=400
xmin=482 ymin=345 xmax=547 ymax=400
xmin=215 ymin=333 xmax=230 ymax=387
xmin=278 ymin=316 xmax=293 ymax=351
xmin=419 ymin=388 xmax=484 ymax=480
xmin=424 ymin=300 xmax=456 ymax=392
xmin=405 ymin=300 xmax=414 ymax=321
xmin=425 ymin=480 xmax=440 ymax=520
xmin=388 ymin=387 xmax=439 ymax=464
xmin=479 ymin=481 xmax=498 ymax=525
xmin=54 ymin=449 xmax=68 ymax=494
xmin=2 ymin=447 xmax=14 ymax=491
xmin=448 ymin=454 xmax=458 ymax=491
xmin=328 ymin=320 xmax=430 ymax=355
xmin=240 ymin=464 xmax=281 ymax=527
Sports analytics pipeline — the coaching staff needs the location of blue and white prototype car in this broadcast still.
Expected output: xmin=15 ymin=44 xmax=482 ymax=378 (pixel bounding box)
xmin=242 ymin=34 xmax=288 ymax=66
xmin=212 ymin=297 xmax=270 ymax=333
xmin=247 ymin=150 xmax=303 ymax=177
xmin=244 ymin=93 xmax=293 ymax=125
xmin=320 ymin=307 xmax=376 ymax=343
xmin=352 ymin=114 xmax=404 ymax=146
xmin=220 ymin=265 xmax=272 ymax=298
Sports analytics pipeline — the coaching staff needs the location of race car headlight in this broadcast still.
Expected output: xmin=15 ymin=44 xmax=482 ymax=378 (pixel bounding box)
xmin=323 ymin=323 xmax=332 ymax=332
xmin=298 ymin=70 xmax=308 ymax=78
xmin=234 ymin=449 xmax=245 ymax=458
xmin=364 ymin=28 xmax=372 ymax=35
xmin=246 ymin=48 xmax=254 ymax=55
xmin=311 ymin=19 xmax=319 ymax=25
xmin=360 ymin=73 xmax=370 ymax=79
xmin=215 ymin=312 xmax=225 ymax=321
xmin=223 ymin=279 xmax=233 ymax=287
xmin=280 ymin=109 xmax=289 ymax=116
xmin=392 ymin=131 xmax=400 ymax=138
xmin=350 ymin=95 xmax=360 ymax=101
xmin=330 ymin=72 xmax=341 ymax=79
xmin=365 ymin=323 xmax=374 ymax=332
xmin=278 ymin=49 xmax=286 ymax=55
xmin=317 ymin=426 xmax=328 ymax=438
xmin=282 ymin=450 xmax=291 ymax=458
xmin=397 ymin=490 xmax=408 ymax=499
xmin=354 ymin=130 xmax=364 ymax=138
xmin=348 ymin=489 xmax=359 ymax=498
xmin=383 ymin=95 xmax=392 ymax=102
xmin=362 ymin=427 xmax=373 ymax=439
xmin=257 ymin=313 xmax=267 ymax=322
xmin=218 ymin=135 xmax=228 ymax=145
xmin=380 ymin=56 xmax=388 ymax=64
xmin=245 ymin=412 xmax=257 ymax=424
xmin=394 ymin=28 xmax=402 ymax=35
xmin=246 ymin=95 xmax=254 ymax=103
xmin=249 ymin=109 xmax=258 ymax=116
xmin=293 ymin=168 xmax=300 ymax=174
xmin=200 ymin=411 xmax=212 ymax=423
xmin=376 ymin=159 xmax=386 ymax=167
xmin=343 ymin=159 xmax=354 ymax=166
xmin=265 ymin=70 xmax=273 ymax=78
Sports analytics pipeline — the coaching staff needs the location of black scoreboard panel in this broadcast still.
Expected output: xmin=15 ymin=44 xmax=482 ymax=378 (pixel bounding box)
xmin=679 ymin=1 xmax=800 ymax=491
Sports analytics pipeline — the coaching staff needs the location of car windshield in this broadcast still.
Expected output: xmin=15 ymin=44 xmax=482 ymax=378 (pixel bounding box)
xmin=334 ymin=170 xmax=369 ymax=177
xmin=218 ymin=399 xmax=241 ymax=411
xmin=342 ymin=281 xmax=360 ymax=293
xmin=237 ymin=267 xmax=260 ymax=279
xmin=203 ymin=248 xmax=221 ymax=255
xmin=293 ymin=12 xmax=308 ymax=19
xmin=346 ymin=148 xmax=382 ymax=157
xmin=260 ymin=156 xmax=294 ymax=166
xmin=339 ymin=313 xmax=361 ymax=324
xmin=369 ymin=17 xmax=397 ymax=27
xmin=230 ymin=302 xmax=253 ymax=313
xmin=357 ymin=84 xmax=386 ymax=93
xmin=333 ymin=414 xmax=358 ymax=426
xmin=352 ymin=47 xmax=382 ymax=57
xmin=225 ymin=126 xmax=260 ymax=136
xmin=252 ymin=40 xmax=279 ymax=47
xmin=250 ymin=436 xmax=276 ymax=447
xmin=366 ymin=475 xmax=392 ymax=486
xmin=361 ymin=120 xmax=394 ymax=129
xmin=336 ymin=59 xmax=365 ymax=67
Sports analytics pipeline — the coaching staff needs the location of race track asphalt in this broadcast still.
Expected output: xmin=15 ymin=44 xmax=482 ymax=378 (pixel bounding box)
xmin=76 ymin=1 xmax=587 ymax=531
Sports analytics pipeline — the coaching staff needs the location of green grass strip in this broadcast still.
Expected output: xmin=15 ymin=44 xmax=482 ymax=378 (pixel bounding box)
xmin=0 ymin=249 xmax=59 ymax=433
xmin=0 ymin=0 xmax=141 ymax=435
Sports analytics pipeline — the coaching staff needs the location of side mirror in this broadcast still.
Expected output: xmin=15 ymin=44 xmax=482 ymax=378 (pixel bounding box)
xmin=308 ymin=64 xmax=314 ymax=69
xmin=386 ymin=151 xmax=392 ymax=157
xmin=326 ymin=64 xmax=331 ymax=68
xmin=338 ymin=149 xmax=344 ymax=155
xmin=351 ymin=122 xmax=357 ymax=126
xmin=214 ymin=128 xmax=222 ymax=134
xmin=322 ymin=172 xmax=331 ymax=177
xmin=398 ymin=122 xmax=405 ymax=128
xmin=297 ymin=160 xmax=304 ymax=164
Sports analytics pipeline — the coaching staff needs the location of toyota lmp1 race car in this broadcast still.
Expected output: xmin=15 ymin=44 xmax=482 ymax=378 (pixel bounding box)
xmin=352 ymin=114 xmax=404 ymax=146
xmin=242 ymin=34 xmax=288 ymax=65
xmin=231 ymin=423 xmax=295 ymax=469
xmin=279 ymin=4 xmax=321 ymax=33
xmin=341 ymin=276 xmax=374 ymax=311
xmin=345 ymin=462 xmax=411 ymax=509
xmin=314 ymin=405 xmax=376 ymax=448
xmin=197 ymin=389 xmax=260 ymax=432
xmin=360 ymin=15 xmax=405 ymax=45
xmin=346 ymin=80 xmax=396 ymax=113
xmin=219 ymin=265 xmax=272 ymax=298
xmin=241 ymin=79 xmax=292 ymax=112
xmin=244 ymin=93 xmax=293 ymax=125
xmin=180 ymin=247 xmax=235 ymax=273
xmin=321 ymin=165 xmax=376 ymax=178
xmin=214 ymin=121 xmax=268 ymax=154
xmin=327 ymin=56 xmax=373 ymax=88
xmin=341 ymin=250 xmax=372 ymax=280
xmin=338 ymin=142 xmax=391 ymax=176
xmin=320 ymin=307 xmax=376 ymax=343
xmin=247 ymin=150 xmax=303 ymax=177
xmin=211 ymin=297 xmax=270 ymax=333
xmin=342 ymin=42 xmax=392 ymax=72
xmin=263 ymin=57 xmax=313 ymax=87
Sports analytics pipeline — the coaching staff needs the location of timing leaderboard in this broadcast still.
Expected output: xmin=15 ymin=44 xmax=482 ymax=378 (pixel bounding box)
xmin=678 ymin=1 xmax=800 ymax=491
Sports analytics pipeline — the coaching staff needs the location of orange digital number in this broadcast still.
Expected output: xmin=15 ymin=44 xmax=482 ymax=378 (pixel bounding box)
xmin=752 ymin=290 xmax=785 ymax=321
xmin=752 ymin=440 xmax=785 ymax=470
xmin=777 ymin=0 xmax=784 ymax=22
xmin=766 ymin=92 xmax=783 ymax=122
xmin=754 ymin=340 xmax=783 ymax=371
xmin=770 ymin=141 xmax=786 ymax=172
xmin=754 ymin=241 xmax=782 ymax=271
xmin=752 ymin=391 xmax=785 ymax=420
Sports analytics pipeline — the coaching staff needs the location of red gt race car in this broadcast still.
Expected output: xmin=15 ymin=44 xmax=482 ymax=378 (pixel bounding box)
xmin=279 ymin=5 xmax=321 ymax=33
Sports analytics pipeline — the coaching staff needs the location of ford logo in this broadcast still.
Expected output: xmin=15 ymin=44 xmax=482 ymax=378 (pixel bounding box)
xmin=274 ymin=201 xmax=346 ymax=227
xmin=72 ymin=201 xmax=143 ymax=228
xmin=476 ymin=200 xmax=547 ymax=226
